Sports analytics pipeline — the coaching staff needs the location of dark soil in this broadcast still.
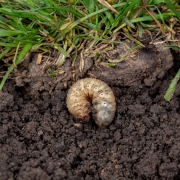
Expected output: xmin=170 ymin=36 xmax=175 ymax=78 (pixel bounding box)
xmin=0 ymin=38 xmax=180 ymax=180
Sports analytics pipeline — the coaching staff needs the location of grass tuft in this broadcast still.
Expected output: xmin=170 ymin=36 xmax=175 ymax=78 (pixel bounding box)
xmin=0 ymin=0 xmax=180 ymax=92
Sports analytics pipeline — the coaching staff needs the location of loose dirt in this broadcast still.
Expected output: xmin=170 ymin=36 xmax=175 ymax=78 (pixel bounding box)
xmin=0 ymin=38 xmax=180 ymax=180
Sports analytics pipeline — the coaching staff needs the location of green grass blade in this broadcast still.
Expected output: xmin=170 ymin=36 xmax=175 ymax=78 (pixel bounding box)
xmin=0 ymin=42 xmax=24 ymax=47
xmin=164 ymin=45 xmax=180 ymax=50
xmin=131 ymin=12 xmax=176 ymax=23
xmin=0 ymin=30 xmax=26 ymax=36
xmin=122 ymin=17 xmax=136 ymax=29
xmin=110 ymin=0 xmax=140 ymax=30
xmin=56 ymin=3 xmax=126 ymax=38
xmin=164 ymin=0 xmax=180 ymax=19
xmin=137 ymin=24 xmax=143 ymax=37
xmin=0 ymin=47 xmax=12 ymax=59
xmin=164 ymin=69 xmax=180 ymax=101
xmin=0 ymin=43 xmax=32 ymax=91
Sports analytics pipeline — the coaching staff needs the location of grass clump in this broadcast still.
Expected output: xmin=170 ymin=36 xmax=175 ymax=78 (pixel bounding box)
xmin=0 ymin=0 xmax=180 ymax=95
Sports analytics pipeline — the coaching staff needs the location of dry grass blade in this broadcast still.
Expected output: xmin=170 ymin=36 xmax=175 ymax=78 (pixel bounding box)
xmin=36 ymin=54 xmax=42 ymax=65
xmin=141 ymin=0 xmax=165 ymax=34
xmin=13 ymin=42 xmax=20 ymax=68
xmin=79 ymin=50 xmax=85 ymax=73
xmin=97 ymin=0 xmax=119 ymax=14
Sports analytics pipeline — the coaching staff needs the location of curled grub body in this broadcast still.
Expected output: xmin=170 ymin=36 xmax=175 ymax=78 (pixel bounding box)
xmin=66 ymin=78 xmax=116 ymax=127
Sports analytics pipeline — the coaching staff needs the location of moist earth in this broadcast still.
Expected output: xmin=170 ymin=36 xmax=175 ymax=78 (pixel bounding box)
xmin=0 ymin=40 xmax=180 ymax=180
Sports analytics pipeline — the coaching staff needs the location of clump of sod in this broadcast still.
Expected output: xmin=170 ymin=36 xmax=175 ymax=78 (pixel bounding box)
xmin=0 ymin=0 xmax=179 ymax=100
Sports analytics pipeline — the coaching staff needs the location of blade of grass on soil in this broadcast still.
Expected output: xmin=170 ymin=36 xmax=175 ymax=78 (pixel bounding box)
xmin=0 ymin=43 xmax=32 ymax=91
xmin=164 ymin=69 xmax=180 ymax=101
xmin=164 ymin=45 xmax=180 ymax=50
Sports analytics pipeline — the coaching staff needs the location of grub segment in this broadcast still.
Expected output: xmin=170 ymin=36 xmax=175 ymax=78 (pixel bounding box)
xmin=66 ymin=78 xmax=116 ymax=127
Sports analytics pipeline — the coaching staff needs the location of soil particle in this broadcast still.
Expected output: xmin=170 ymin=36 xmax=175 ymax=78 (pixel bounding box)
xmin=0 ymin=92 xmax=14 ymax=111
xmin=159 ymin=162 xmax=178 ymax=179
xmin=134 ymin=151 xmax=161 ymax=178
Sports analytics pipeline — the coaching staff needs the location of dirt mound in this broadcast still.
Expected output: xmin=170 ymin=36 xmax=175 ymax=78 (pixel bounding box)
xmin=14 ymin=39 xmax=173 ymax=89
